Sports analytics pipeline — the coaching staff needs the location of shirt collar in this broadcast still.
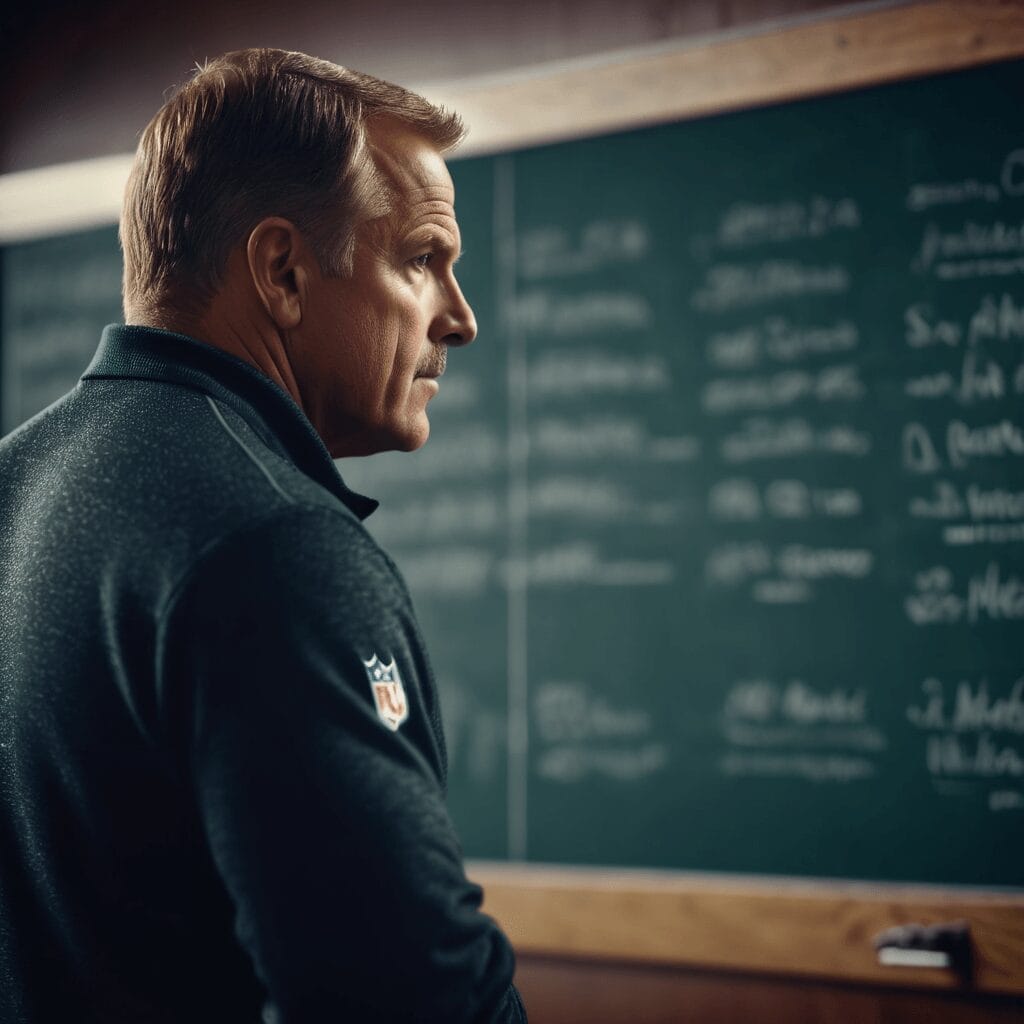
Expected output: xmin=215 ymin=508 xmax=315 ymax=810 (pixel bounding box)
xmin=82 ymin=324 xmax=378 ymax=521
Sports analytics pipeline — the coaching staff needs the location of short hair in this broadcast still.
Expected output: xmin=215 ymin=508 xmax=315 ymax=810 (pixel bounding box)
xmin=120 ymin=48 xmax=464 ymax=320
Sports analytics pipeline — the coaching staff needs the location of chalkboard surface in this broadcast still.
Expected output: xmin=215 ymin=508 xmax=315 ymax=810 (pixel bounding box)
xmin=3 ymin=59 xmax=1023 ymax=887
xmin=1 ymin=226 xmax=122 ymax=433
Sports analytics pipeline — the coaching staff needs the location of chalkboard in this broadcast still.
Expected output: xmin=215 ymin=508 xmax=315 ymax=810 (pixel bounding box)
xmin=3 ymin=58 xmax=1023 ymax=888
xmin=1 ymin=226 xmax=123 ymax=434
xmin=346 ymin=57 xmax=1024 ymax=888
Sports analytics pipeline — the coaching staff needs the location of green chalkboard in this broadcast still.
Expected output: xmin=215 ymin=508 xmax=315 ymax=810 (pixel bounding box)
xmin=1 ymin=225 xmax=123 ymax=434
xmin=4 ymin=58 xmax=1023 ymax=888
xmin=347 ymin=58 xmax=1024 ymax=889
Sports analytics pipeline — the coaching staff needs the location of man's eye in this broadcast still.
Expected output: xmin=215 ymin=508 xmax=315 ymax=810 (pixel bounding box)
xmin=411 ymin=253 xmax=433 ymax=269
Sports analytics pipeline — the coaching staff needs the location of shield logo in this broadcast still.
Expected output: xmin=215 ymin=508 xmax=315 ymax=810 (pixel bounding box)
xmin=363 ymin=654 xmax=409 ymax=731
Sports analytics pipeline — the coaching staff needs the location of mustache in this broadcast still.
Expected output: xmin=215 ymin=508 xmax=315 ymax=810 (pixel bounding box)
xmin=417 ymin=347 xmax=447 ymax=378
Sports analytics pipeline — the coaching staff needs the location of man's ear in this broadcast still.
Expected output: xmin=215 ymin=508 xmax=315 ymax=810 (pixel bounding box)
xmin=246 ymin=217 xmax=310 ymax=329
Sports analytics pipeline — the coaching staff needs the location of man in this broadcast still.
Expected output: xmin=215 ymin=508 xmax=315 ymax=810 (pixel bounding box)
xmin=0 ymin=49 xmax=525 ymax=1023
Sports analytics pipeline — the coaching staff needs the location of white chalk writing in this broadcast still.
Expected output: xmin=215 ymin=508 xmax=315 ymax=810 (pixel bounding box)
xmin=905 ymin=563 xmax=1024 ymax=625
xmin=703 ymin=364 xmax=864 ymax=414
xmin=721 ymin=418 xmax=871 ymax=462
xmin=514 ymin=290 xmax=652 ymax=335
xmin=907 ymin=676 xmax=1024 ymax=734
xmin=692 ymin=262 xmax=849 ymax=312
xmin=714 ymin=196 xmax=860 ymax=249
xmin=529 ymin=350 xmax=671 ymax=396
xmin=519 ymin=220 xmax=649 ymax=279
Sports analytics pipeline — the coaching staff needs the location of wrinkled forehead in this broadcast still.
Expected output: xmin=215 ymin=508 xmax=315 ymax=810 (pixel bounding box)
xmin=365 ymin=120 xmax=455 ymax=209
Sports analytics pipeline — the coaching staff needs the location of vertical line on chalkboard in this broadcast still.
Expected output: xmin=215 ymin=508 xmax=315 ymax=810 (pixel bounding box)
xmin=498 ymin=154 xmax=529 ymax=862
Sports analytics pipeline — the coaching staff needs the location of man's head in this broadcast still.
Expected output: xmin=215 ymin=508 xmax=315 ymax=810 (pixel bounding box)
xmin=120 ymin=49 xmax=477 ymax=456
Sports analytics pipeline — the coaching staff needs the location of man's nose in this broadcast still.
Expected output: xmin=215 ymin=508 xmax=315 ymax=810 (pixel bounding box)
xmin=435 ymin=277 xmax=477 ymax=347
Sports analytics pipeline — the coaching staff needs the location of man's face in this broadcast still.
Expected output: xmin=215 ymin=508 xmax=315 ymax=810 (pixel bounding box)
xmin=295 ymin=123 xmax=476 ymax=458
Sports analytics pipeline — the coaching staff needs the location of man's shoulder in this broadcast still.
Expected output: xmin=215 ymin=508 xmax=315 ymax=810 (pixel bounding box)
xmin=0 ymin=375 xmax=374 ymax=598
xmin=160 ymin=502 xmax=407 ymax=652
xmin=102 ymin=378 xmax=395 ymax=592
xmin=84 ymin=374 xmax=344 ymax=519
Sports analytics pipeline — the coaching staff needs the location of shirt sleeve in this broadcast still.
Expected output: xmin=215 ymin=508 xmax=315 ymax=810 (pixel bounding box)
xmin=157 ymin=505 xmax=526 ymax=1024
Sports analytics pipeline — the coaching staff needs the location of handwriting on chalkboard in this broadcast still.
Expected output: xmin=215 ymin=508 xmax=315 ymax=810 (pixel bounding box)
xmin=533 ymin=680 xmax=668 ymax=783
xmin=691 ymin=261 xmax=849 ymax=312
xmin=908 ymin=481 xmax=1024 ymax=546
xmin=902 ymin=293 xmax=1024 ymax=407
xmin=514 ymin=289 xmax=652 ymax=334
xmin=709 ymin=478 xmax=862 ymax=522
xmin=331 ymin=63 xmax=1024 ymax=879
xmin=714 ymin=196 xmax=860 ymax=249
xmin=707 ymin=317 xmax=858 ymax=370
xmin=531 ymin=476 xmax=681 ymax=525
xmin=523 ymin=543 xmax=674 ymax=587
xmin=532 ymin=416 xmax=700 ymax=463
xmin=395 ymin=547 xmax=494 ymax=597
xmin=904 ymin=563 xmax=1024 ymax=625
xmin=518 ymin=219 xmax=650 ymax=279
xmin=367 ymin=492 xmax=500 ymax=544
xmin=705 ymin=542 xmax=873 ymax=604
xmin=907 ymin=676 xmax=1024 ymax=733
xmin=529 ymin=350 xmax=671 ymax=396
xmin=905 ymin=293 xmax=1024 ymax=349
xmin=8 ymin=63 xmax=1024 ymax=882
xmin=721 ymin=417 xmax=871 ymax=462
xmin=719 ymin=678 xmax=884 ymax=783
xmin=905 ymin=148 xmax=1024 ymax=211
xmin=703 ymin=363 xmax=864 ymax=414
xmin=358 ymin=431 xmax=503 ymax=483
xmin=902 ymin=419 xmax=1024 ymax=473
xmin=906 ymin=675 xmax=1024 ymax=810
xmin=904 ymin=350 xmax=1009 ymax=403
xmin=913 ymin=220 xmax=1024 ymax=279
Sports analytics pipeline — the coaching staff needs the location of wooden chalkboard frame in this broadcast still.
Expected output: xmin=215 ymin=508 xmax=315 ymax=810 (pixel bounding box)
xmin=472 ymin=864 xmax=1024 ymax=996
xmin=427 ymin=0 xmax=1024 ymax=158
xmin=448 ymin=0 xmax=1024 ymax=996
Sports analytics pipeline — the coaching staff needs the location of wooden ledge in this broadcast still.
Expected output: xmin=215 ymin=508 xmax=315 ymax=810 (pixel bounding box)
xmin=469 ymin=863 xmax=1024 ymax=996
xmin=427 ymin=0 xmax=1024 ymax=156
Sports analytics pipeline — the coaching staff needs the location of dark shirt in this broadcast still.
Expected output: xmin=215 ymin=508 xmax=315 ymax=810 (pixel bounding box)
xmin=0 ymin=325 xmax=524 ymax=1023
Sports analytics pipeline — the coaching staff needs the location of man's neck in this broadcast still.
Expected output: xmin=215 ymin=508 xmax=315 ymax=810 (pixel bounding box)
xmin=128 ymin=304 xmax=306 ymax=414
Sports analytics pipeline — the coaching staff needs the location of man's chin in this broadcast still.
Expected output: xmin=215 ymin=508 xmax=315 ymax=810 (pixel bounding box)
xmin=397 ymin=419 xmax=431 ymax=452
xmin=325 ymin=416 xmax=430 ymax=458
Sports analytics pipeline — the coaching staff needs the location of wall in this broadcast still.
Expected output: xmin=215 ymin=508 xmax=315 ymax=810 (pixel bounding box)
xmin=2 ymin=0 xmax=857 ymax=173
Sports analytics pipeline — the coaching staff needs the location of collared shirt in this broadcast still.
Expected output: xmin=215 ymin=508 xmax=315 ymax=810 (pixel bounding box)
xmin=0 ymin=325 xmax=525 ymax=1023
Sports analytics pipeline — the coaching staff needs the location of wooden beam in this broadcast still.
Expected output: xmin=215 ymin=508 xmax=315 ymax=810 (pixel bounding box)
xmin=427 ymin=1 xmax=1024 ymax=156
xmin=470 ymin=864 xmax=1024 ymax=996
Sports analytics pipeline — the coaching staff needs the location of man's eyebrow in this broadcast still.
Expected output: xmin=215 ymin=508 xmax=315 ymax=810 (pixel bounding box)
xmin=405 ymin=227 xmax=463 ymax=263
xmin=430 ymin=236 xmax=465 ymax=264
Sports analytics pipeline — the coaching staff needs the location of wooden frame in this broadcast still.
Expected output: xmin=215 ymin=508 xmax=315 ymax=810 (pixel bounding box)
xmin=471 ymin=864 xmax=1024 ymax=996
xmin=428 ymin=0 xmax=1024 ymax=156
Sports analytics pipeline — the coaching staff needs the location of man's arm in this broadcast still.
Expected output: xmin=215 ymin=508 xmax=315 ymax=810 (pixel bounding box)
xmin=158 ymin=505 xmax=525 ymax=1023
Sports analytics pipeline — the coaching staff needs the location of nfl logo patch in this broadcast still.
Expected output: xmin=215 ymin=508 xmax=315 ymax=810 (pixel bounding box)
xmin=363 ymin=654 xmax=409 ymax=731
